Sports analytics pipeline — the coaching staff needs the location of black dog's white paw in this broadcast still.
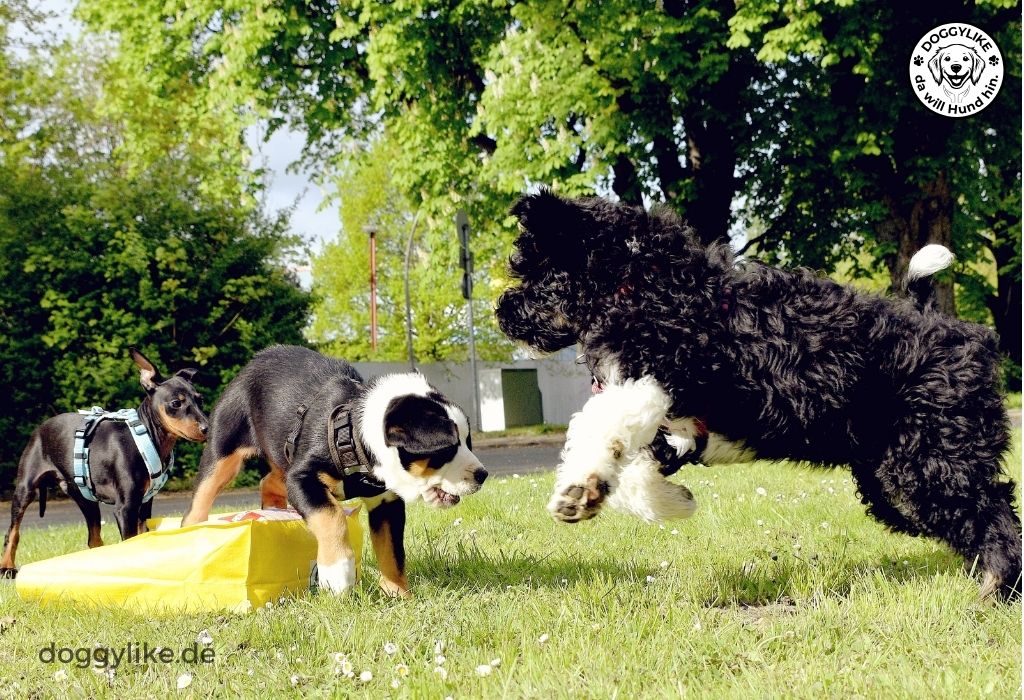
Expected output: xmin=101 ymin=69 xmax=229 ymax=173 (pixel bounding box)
xmin=548 ymin=475 xmax=610 ymax=523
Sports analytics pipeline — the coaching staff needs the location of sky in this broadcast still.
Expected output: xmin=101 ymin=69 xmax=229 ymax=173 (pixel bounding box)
xmin=15 ymin=0 xmax=341 ymax=256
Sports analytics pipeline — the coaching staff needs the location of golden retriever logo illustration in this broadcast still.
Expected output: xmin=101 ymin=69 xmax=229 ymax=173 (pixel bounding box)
xmin=910 ymin=24 xmax=1003 ymax=117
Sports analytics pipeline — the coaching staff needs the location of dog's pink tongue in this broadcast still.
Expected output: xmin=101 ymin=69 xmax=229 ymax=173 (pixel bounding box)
xmin=592 ymin=381 xmax=604 ymax=395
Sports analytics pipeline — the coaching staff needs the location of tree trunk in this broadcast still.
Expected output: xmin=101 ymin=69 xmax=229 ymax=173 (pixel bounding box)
xmin=882 ymin=170 xmax=955 ymax=315
xmin=988 ymin=235 xmax=1022 ymax=388
xmin=682 ymin=117 xmax=737 ymax=248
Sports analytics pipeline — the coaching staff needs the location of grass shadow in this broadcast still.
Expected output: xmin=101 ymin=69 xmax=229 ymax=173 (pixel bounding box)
xmin=699 ymin=548 xmax=965 ymax=608
xmin=406 ymin=537 xmax=645 ymax=592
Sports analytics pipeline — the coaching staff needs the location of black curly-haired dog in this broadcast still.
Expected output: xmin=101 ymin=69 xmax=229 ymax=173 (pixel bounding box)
xmin=496 ymin=190 xmax=1021 ymax=600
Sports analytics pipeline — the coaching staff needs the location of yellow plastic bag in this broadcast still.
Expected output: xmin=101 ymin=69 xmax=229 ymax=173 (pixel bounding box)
xmin=15 ymin=507 xmax=362 ymax=614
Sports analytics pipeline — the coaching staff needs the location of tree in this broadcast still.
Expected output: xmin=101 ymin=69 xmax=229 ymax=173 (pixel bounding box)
xmin=76 ymin=0 xmax=772 ymax=359
xmin=730 ymin=0 xmax=1021 ymax=356
xmin=0 ymin=29 xmax=311 ymax=486
xmin=78 ymin=0 xmax=1020 ymax=381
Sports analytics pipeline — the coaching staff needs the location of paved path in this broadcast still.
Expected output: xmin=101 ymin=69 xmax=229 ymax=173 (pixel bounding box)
xmin=7 ymin=413 xmax=1021 ymax=532
xmin=5 ymin=441 xmax=564 ymax=531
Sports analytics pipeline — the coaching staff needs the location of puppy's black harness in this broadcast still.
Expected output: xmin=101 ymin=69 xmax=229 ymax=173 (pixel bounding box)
xmin=283 ymin=397 xmax=387 ymax=498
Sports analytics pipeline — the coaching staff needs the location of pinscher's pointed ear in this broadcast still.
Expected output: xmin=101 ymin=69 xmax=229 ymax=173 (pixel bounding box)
xmin=129 ymin=347 xmax=162 ymax=392
xmin=174 ymin=368 xmax=199 ymax=383
xmin=383 ymin=395 xmax=459 ymax=454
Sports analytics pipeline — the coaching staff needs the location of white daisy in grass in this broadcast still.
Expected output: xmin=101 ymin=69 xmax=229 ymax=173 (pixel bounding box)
xmin=196 ymin=629 xmax=213 ymax=645
xmin=333 ymin=656 xmax=354 ymax=677
xmin=359 ymin=670 xmax=373 ymax=683
xmin=475 ymin=664 xmax=493 ymax=676
xmin=434 ymin=639 xmax=446 ymax=654
xmin=489 ymin=657 xmax=502 ymax=667
xmin=434 ymin=666 xmax=448 ymax=680
xmin=755 ymin=487 xmax=767 ymax=496
xmin=435 ymin=654 xmax=447 ymax=665
xmin=176 ymin=672 xmax=193 ymax=689
xmin=394 ymin=664 xmax=410 ymax=677
xmin=53 ymin=669 xmax=67 ymax=681
xmin=390 ymin=678 xmax=401 ymax=689
xmin=538 ymin=633 xmax=550 ymax=644
xmin=383 ymin=641 xmax=398 ymax=655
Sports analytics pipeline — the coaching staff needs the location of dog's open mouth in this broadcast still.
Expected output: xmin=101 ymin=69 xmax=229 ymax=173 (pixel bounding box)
xmin=427 ymin=486 xmax=461 ymax=507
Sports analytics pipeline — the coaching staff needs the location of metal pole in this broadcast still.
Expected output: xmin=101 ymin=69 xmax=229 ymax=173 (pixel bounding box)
xmin=456 ymin=211 xmax=481 ymax=429
xmin=467 ymin=283 xmax=480 ymax=429
xmin=403 ymin=210 xmax=421 ymax=371
xmin=365 ymin=226 xmax=378 ymax=352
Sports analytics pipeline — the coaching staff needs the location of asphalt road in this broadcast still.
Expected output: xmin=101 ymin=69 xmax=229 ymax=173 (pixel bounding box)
xmin=5 ymin=441 xmax=563 ymax=531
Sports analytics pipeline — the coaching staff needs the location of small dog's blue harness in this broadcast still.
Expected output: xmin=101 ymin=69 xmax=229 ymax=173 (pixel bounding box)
xmin=72 ymin=407 xmax=173 ymax=504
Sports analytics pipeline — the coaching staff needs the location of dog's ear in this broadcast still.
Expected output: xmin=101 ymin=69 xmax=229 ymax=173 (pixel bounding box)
xmin=511 ymin=190 xmax=583 ymax=246
xmin=970 ymin=49 xmax=984 ymax=84
xmin=510 ymin=190 xmax=591 ymax=268
xmin=927 ymin=51 xmax=943 ymax=85
xmin=129 ymin=347 xmax=162 ymax=392
xmin=383 ymin=395 xmax=459 ymax=454
xmin=174 ymin=368 xmax=199 ymax=383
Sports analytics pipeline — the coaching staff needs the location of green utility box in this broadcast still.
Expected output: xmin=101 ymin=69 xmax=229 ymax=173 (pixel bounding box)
xmin=501 ymin=369 xmax=544 ymax=427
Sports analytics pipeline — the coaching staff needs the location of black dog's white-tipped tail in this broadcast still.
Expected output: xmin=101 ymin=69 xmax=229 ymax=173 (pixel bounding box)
xmin=905 ymin=244 xmax=954 ymax=309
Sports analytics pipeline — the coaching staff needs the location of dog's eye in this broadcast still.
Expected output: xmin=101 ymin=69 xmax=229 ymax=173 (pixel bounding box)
xmin=169 ymin=399 xmax=182 ymax=410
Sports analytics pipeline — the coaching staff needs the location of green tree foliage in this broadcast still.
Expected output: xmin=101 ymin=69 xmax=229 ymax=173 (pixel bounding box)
xmin=730 ymin=0 xmax=1021 ymax=378
xmin=0 ymin=20 xmax=311 ymax=486
xmin=78 ymin=0 xmax=1021 ymax=381
xmin=309 ymin=136 xmax=509 ymax=362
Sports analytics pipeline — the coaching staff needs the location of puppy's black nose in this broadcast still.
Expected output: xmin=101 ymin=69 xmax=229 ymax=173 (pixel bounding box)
xmin=951 ymin=64 xmax=962 ymax=73
xmin=199 ymin=423 xmax=209 ymax=435
xmin=473 ymin=469 xmax=488 ymax=485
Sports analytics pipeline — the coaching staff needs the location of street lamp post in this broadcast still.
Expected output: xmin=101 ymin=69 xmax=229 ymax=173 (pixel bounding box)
xmin=363 ymin=225 xmax=378 ymax=353
xmin=403 ymin=210 xmax=421 ymax=371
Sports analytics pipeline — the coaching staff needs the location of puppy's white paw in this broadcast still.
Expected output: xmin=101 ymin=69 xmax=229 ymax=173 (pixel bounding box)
xmin=317 ymin=557 xmax=357 ymax=594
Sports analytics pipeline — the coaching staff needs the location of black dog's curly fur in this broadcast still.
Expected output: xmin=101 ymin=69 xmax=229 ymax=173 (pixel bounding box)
xmin=496 ymin=190 xmax=1021 ymax=599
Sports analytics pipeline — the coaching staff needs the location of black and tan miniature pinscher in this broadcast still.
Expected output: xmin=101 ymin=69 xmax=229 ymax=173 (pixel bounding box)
xmin=180 ymin=345 xmax=487 ymax=597
xmin=0 ymin=348 xmax=209 ymax=578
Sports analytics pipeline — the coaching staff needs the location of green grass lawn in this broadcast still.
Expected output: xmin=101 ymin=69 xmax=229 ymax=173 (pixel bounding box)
xmin=1 ymin=434 xmax=1021 ymax=699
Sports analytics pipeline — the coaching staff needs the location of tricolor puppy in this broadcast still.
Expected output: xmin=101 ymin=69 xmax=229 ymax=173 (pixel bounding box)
xmin=496 ymin=190 xmax=1021 ymax=600
xmin=181 ymin=345 xmax=487 ymax=597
